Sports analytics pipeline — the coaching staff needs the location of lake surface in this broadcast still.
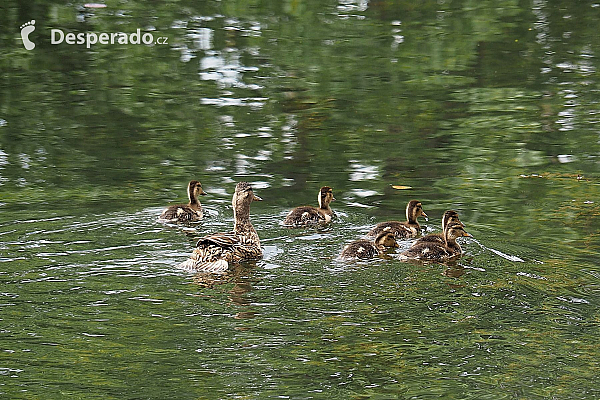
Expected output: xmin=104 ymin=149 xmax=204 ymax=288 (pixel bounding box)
xmin=1 ymin=0 xmax=599 ymax=398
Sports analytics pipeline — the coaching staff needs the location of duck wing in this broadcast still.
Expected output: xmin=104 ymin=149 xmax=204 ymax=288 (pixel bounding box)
xmin=197 ymin=232 xmax=261 ymax=255
xmin=340 ymin=240 xmax=378 ymax=260
xmin=159 ymin=205 xmax=202 ymax=222
xmin=195 ymin=231 xmax=240 ymax=248
xmin=400 ymin=243 xmax=453 ymax=261
xmin=178 ymin=231 xmax=260 ymax=273
xmin=368 ymin=221 xmax=412 ymax=238
xmin=414 ymin=232 xmax=445 ymax=245
xmin=284 ymin=206 xmax=327 ymax=226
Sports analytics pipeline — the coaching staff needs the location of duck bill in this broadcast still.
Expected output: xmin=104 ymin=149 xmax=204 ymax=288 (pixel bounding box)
xmin=200 ymin=190 xmax=208 ymax=196
xmin=253 ymin=195 xmax=263 ymax=201
xmin=421 ymin=211 xmax=429 ymax=221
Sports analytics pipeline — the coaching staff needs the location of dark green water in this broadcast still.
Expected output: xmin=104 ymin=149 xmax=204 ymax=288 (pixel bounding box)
xmin=1 ymin=0 xmax=599 ymax=398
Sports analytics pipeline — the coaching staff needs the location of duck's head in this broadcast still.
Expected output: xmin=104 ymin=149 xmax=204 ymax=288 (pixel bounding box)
xmin=375 ymin=231 xmax=399 ymax=248
xmin=442 ymin=210 xmax=462 ymax=230
xmin=233 ymin=181 xmax=262 ymax=207
xmin=189 ymin=180 xmax=208 ymax=198
xmin=406 ymin=200 xmax=428 ymax=223
xmin=444 ymin=223 xmax=472 ymax=241
xmin=318 ymin=186 xmax=335 ymax=209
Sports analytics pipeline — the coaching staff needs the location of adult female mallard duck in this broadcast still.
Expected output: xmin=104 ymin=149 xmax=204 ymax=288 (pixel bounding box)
xmin=283 ymin=186 xmax=335 ymax=227
xmin=367 ymin=200 xmax=428 ymax=238
xmin=178 ymin=182 xmax=262 ymax=273
xmin=159 ymin=180 xmax=207 ymax=223
xmin=339 ymin=232 xmax=399 ymax=260
xmin=413 ymin=210 xmax=463 ymax=246
xmin=399 ymin=223 xmax=472 ymax=262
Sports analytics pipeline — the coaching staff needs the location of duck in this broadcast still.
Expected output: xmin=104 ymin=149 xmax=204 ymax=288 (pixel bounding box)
xmin=159 ymin=180 xmax=207 ymax=223
xmin=413 ymin=210 xmax=463 ymax=246
xmin=367 ymin=200 xmax=428 ymax=238
xmin=283 ymin=186 xmax=335 ymax=227
xmin=339 ymin=231 xmax=399 ymax=260
xmin=399 ymin=223 xmax=472 ymax=262
xmin=177 ymin=182 xmax=262 ymax=273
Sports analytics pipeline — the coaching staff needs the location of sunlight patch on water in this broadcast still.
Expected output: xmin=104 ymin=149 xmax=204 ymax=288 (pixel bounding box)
xmin=516 ymin=272 xmax=547 ymax=280
xmin=348 ymin=160 xmax=380 ymax=181
xmin=201 ymin=97 xmax=267 ymax=108
xmin=348 ymin=188 xmax=379 ymax=198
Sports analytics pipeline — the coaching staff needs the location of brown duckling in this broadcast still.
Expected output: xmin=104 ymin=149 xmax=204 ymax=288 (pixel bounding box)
xmin=413 ymin=210 xmax=463 ymax=246
xmin=399 ymin=223 xmax=472 ymax=262
xmin=159 ymin=180 xmax=207 ymax=223
xmin=339 ymin=232 xmax=399 ymax=260
xmin=367 ymin=200 xmax=428 ymax=238
xmin=283 ymin=186 xmax=335 ymax=227
xmin=178 ymin=182 xmax=262 ymax=273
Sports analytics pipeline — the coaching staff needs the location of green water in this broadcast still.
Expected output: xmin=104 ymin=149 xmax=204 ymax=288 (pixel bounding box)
xmin=1 ymin=0 xmax=600 ymax=398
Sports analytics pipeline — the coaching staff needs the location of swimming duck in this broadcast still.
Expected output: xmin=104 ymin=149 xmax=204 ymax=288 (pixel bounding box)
xmin=159 ymin=180 xmax=207 ymax=223
xmin=367 ymin=200 xmax=428 ymax=238
xmin=339 ymin=232 xmax=399 ymax=260
xmin=399 ymin=223 xmax=472 ymax=262
xmin=413 ymin=210 xmax=463 ymax=246
xmin=177 ymin=182 xmax=262 ymax=273
xmin=283 ymin=186 xmax=335 ymax=227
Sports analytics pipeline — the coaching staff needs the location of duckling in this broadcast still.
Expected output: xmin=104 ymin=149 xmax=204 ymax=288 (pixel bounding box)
xmin=339 ymin=232 xmax=399 ymax=260
xmin=367 ymin=200 xmax=428 ymax=238
xmin=159 ymin=180 xmax=207 ymax=223
xmin=413 ymin=210 xmax=463 ymax=246
xmin=399 ymin=223 xmax=472 ymax=262
xmin=283 ymin=186 xmax=335 ymax=227
xmin=178 ymin=182 xmax=262 ymax=273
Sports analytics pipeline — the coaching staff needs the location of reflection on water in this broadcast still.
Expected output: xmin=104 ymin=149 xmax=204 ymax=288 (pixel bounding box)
xmin=1 ymin=0 xmax=600 ymax=398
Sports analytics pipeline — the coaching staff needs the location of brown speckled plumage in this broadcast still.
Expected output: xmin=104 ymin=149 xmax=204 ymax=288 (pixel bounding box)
xmin=340 ymin=232 xmax=399 ymax=260
xmin=159 ymin=180 xmax=207 ymax=223
xmin=367 ymin=200 xmax=428 ymax=238
xmin=413 ymin=210 xmax=463 ymax=246
xmin=283 ymin=186 xmax=335 ymax=227
xmin=178 ymin=182 xmax=262 ymax=273
xmin=400 ymin=223 xmax=472 ymax=262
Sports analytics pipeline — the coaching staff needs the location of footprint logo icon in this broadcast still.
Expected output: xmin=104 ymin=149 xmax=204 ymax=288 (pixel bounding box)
xmin=20 ymin=20 xmax=36 ymax=50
